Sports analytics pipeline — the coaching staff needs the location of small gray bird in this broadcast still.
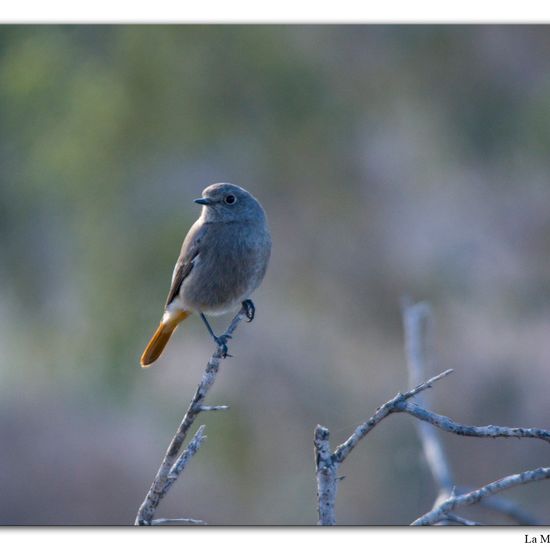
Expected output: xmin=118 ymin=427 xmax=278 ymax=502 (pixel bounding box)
xmin=140 ymin=183 xmax=271 ymax=367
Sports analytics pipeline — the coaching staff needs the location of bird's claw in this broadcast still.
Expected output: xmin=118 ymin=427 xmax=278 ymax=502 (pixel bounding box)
xmin=242 ymin=299 xmax=255 ymax=322
xmin=216 ymin=341 xmax=228 ymax=357
xmin=215 ymin=334 xmax=232 ymax=358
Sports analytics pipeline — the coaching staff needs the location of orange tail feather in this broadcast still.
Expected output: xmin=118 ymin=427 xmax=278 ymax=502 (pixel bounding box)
xmin=140 ymin=311 xmax=190 ymax=367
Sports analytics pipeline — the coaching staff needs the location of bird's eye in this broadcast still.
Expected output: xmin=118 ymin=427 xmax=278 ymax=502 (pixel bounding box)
xmin=224 ymin=194 xmax=236 ymax=205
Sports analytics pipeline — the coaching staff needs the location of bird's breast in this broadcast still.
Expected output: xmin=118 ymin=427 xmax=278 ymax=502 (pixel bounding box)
xmin=178 ymin=222 xmax=270 ymax=314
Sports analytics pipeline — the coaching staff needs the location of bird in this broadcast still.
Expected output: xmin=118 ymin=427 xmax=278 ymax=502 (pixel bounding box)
xmin=140 ymin=183 xmax=272 ymax=367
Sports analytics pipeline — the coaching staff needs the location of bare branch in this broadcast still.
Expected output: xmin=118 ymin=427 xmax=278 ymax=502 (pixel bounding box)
xmin=332 ymin=369 xmax=453 ymax=464
xmin=314 ymin=425 xmax=338 ymax=526
xmin=403 ymin=300 xmax=455 ymax=498
xmin=135 ymin=306 xmax=248 ymax=526
xmin=151 ymin=518 xmax=207 ymax=526
xmin=443 ymin=514 xmax=483 ymax=526
xmin=396 ymin=401 xmax=550 ymax=443
xmin=403 ymin=300 xmax=543 ymax=525
xmin=315 ymin=369 xmax=454 ymax=524
xmin=315 ymin=362 xmax=550 ymax=525
xmin=412 ymin=468 xmax=550 ymax=526
xmin=165 ymin=426 xmax=206 ymax=490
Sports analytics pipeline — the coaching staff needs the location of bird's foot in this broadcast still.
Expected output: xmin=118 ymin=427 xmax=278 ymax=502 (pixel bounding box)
xmin=215 ymin=333 xmax=233 ymax=358
xmin=242 ymin=299 xmax=255 ymax=322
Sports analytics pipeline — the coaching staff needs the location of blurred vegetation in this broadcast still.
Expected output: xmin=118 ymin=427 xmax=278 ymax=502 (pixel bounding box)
xmin=1 ymin=25 xmax=550 ymax=525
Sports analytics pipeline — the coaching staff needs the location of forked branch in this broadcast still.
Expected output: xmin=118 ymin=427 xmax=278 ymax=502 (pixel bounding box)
xmin=412 ymin=468 xmax=550 ymax=526
xmin=314 ymin=301 xmax=550 ymax=526
xmin=135 ymin=306 xmax=248 ymax=526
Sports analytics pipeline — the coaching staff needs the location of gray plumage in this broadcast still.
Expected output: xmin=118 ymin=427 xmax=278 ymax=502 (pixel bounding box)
xmin=141 ymin=182 xmax=271 ymax=366
xmin=165 ymin=182 xmax=272 ymax=317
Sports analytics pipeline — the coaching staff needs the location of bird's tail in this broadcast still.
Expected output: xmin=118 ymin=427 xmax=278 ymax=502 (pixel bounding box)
xmin=140 ymin=310 xmax=190 ymax=367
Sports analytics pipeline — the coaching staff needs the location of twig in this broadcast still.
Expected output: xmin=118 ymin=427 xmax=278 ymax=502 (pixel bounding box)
xmin=412 ymin=468 xmax=550 ymax=526
xmin=151 ymin=518 xmax=207 ymax=525
xmin=332 ymin=369 xmax=454 ymax=464
xmin=314 ymin=425 xmax=338 ymax=526
xmin=315 ymin=369 xmax=453 ymax=525
xmin=443 ymin=514 xmax=483 ymax=526
xmin=402 ymin=300 xmax=455 ymax=500
xmin=315 ymin=359 xmax=550 ymax=524
xmin=135 ymin=306 xmax=248 ymax=526
xmin=402 ymin=300 xmax=544 ymax=525
xmin=395 ymin=401 xmax=550 ymax=443
xmin=165 ymin=426 xmax=206 ymax=491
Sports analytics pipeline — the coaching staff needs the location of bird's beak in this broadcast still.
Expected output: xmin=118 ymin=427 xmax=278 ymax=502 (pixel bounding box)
xmin=194 ymin=197 xmax=214 ymax=206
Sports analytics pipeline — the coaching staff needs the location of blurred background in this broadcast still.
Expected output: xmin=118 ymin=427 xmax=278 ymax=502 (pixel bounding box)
xmin=1 ymin=25 xmax=550 ymax=525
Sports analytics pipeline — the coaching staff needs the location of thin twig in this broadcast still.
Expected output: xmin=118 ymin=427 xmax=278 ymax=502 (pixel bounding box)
xmin=412 ymin=468 xmax=550 ymax=526
xmin=165 ymin=426 xmax=206 ymax=491
xmin=402 ymin=300 xmax=542 ymax=525
xmin=315 ymin=365 xmax=550 ymax=525
xmin=396 ymin=401 xmax=550 ymax=443
xmin=332 ymin=369 xmax=454 ymax=464
xmin=315 ymin=369 xmax=453 ymax=525
xmin=135 ymin=306 xmax=247 ymax=526
xmin=403 ymin=300 xmax=455 ymax=499
xmin=443 ymin=514 xmax=483 ymax=526
xmin=151 ymin=518 xmax=207 ymax=526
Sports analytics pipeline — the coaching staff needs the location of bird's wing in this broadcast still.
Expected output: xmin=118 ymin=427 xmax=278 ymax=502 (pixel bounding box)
xmin=164 ymin=221 xmax=207 ymax=308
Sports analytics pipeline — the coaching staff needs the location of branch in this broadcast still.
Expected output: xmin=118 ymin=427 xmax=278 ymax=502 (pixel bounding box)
xmin=412 ymin=468 xmax=550 ymax=526
xmin=443 ymin=514 xmax=483 ymax=526
xmin=315 ymin=365 xmax=550 ymax=525
xmin=332 ymin=369 xmax=453 ymax=464
xmin=314 ymin=425 xmax=338 ymax=526
xmin=315 ymin=302 xmax=550 ymax=526
xmin=395 ymin=401 xmax=550 ymax=443
xmin=402 ymin=300 xmax=455 ymax=499
xmin=315 ymin=369 xmax=453 ymax=525
xmin=135 ymin=306 xmax=248 ymax=526
xmin=151 ymin=518 xmax=207 ymax=526
xmin=402 ymin=300 xmax=544 ymax=525
xmin=164 ymin=426 xmax=206 ymax=492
